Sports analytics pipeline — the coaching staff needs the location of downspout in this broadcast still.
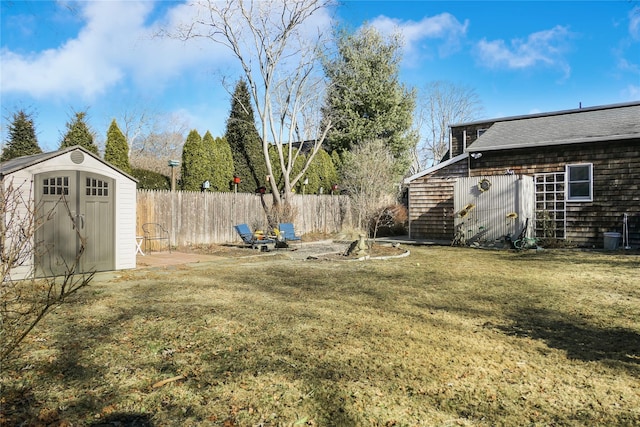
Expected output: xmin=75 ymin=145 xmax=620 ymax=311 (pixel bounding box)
xmin=464 ymin=130 xmax=471 ymax=178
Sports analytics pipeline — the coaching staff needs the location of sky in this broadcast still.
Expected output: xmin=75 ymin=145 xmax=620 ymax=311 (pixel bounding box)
xmin=1 ymin=0 xmax=639 ymax=153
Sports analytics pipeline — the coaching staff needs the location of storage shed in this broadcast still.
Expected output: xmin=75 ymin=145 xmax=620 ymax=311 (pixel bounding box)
xmin=1 ymin=145 xmax=137 ymax=279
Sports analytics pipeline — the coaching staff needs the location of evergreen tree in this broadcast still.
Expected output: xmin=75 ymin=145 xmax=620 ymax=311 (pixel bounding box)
xmin=303 ymin=148 xmax=338 ymax=194
xmin=202 ymin=131 xmax=216 ymax=189
xmin=203 ymin=132 xmax=234 ymax=191
xmin=180 ymin=129 xmax=208 ymax=191
xmin=131 ymin=168 xmax=171 ymax=190
xmin=59 ymin=111 xmax=99 ymax=154
xmin=225 ymin=79 xmax=268 ymax=192
xmin=1 ymin=110 xmax=42 ymax=162
xmin=323 ymin=26 xmax=418 ymax=176
xmin=317 ymin=148 xmax=339 ymax=193
xmin=331 ymin=150 xmax=343 ymax=173
xmin=104 ymin=119 xmax=132 ymax=174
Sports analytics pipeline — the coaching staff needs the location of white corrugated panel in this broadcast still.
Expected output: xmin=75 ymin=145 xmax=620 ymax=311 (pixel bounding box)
xmin=454 ymin=175 xmax=535 ymax=243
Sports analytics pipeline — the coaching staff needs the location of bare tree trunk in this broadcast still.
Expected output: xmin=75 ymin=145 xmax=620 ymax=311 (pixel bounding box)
xmin=167 ymin=0 xmax=333 ymax=221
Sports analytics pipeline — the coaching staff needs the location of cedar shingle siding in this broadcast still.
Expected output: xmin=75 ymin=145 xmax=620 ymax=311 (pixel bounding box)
xmin=408 ymin=161 xmax=467 ymax=240
xmin=406 ymin=102 xmax=640 ymax=247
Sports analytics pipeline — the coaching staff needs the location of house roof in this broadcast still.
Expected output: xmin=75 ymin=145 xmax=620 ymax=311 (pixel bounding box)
xmin=467 ymin=101 xmax=640 ymax=152
xmin=0 ymin=145 xmax=137 ymax=181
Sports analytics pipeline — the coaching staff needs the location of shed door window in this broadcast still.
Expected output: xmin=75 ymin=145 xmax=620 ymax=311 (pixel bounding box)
xmin=42 ymin=176 xmax=69 ymax=195
xmin=566 ymin=163 xmax=593 ymax=201
xmin=86 ymin=177 xmax=109 ymax=197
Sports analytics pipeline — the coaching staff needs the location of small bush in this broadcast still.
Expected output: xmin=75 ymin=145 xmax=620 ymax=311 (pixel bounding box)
xmin=132 ymin=168 xmax=170 ymax=190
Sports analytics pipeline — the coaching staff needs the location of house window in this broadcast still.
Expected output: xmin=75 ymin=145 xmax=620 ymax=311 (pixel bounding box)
xmin=477 ymin=129 xmax=487 ymax=137
xmin=566 ymin=163 xmax=593 ymax=201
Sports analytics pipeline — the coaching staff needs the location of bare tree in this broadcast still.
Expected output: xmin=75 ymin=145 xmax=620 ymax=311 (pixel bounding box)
xmin=168 ymin=0 xmax=333 ymax=223
xmin=117 ymin=106 xmax=156 ymax=158
xmin=128 ymin=112 xmax=190 ymax=176
xmin=340 ymin=139 xmax=399 ymax=240
xmin=1 ymin=177 xmax=93 ymax=363
xmin=412 ymin=81 xmax=484 ymax=173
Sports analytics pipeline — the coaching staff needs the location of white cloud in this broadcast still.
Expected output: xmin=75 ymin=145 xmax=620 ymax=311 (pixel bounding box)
xmin=368 ymin=13 xmax=468 ymax=58
xmin=475 ymin=25 xmax=572 ymax=76
xmin=0 ymin=1 xmax=232 ymax=101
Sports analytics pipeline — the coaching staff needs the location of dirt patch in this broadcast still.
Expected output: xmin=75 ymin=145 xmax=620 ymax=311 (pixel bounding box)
xmin=135 ymin=241 xmax=409 ymax=268
xmin=306 ymin=243 xmax=409 ymax=261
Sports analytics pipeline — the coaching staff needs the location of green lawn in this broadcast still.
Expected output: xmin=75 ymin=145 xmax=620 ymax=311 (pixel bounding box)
xmin=2 ymin=247 xmax=639 ymax=426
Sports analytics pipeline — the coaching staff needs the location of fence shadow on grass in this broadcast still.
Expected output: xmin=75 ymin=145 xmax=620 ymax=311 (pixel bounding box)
xmin=499 ymin=307 xmax=640 ymax=373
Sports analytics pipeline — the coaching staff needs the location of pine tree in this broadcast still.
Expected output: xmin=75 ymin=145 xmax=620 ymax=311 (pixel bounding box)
xmin=316 ymin=148 xmax=339 ymax=193
xmin=104 ymin=119 xmax=132 ymax=175
xmin=331 ymin=150 xmax=343 ymax=172
xmin=203 ymin=132 xmax=234 ymax=191
xmin=1 ymin=110 xmax=43 ymax=162
xmin=180 ymin=129 xmax=208 ymax=191
xmin=225 ymin=80 xmax=268 ymax=192
xmin=59 ymin=111 xmax=99 ymax=154
xmin=302 ymin=149 xmax=338 ymax=194
xmin=323 ymin=26 xmax=417 ymax=176
xmin=202 ymin=131 xmax=216 ymax=189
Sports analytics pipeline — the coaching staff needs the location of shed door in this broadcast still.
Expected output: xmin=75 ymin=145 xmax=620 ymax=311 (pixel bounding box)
xmin=35 ymin=171 xmax=114 ymax=275
xmin=80 ymin=172 xmax=114 ymax=272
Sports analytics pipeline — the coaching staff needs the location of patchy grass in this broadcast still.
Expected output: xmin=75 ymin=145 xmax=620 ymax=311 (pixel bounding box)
xmin=2 ymin=247 xmax=639 ymax=426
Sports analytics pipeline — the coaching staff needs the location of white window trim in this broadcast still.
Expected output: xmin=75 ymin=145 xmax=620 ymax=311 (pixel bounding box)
xmin=565 ymin=163 xmax=593 ymax=202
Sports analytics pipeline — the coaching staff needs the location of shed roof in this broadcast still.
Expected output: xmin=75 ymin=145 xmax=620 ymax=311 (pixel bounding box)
xmin=404 ymin=153 xmax=468 ymax=184
xmin=467 ymin=101 xmax=640 ymax=152
xmin=0 ymin=145 xmax=136 ymax=181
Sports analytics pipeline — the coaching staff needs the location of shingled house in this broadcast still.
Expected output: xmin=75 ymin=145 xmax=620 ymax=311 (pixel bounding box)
xmin=404 ymin=101 xmax=640 ymax=248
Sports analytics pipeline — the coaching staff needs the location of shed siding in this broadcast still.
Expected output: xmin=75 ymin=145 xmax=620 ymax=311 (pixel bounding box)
xmin=115 ymin=178 xmax=137 ymax=270
xmin=1 ymin=172 xmax=35 ymax=280
xmin=468 ymin=139 xmax=640 ymax=247
xmin=408 ymin=160 xmax=468 ymax=240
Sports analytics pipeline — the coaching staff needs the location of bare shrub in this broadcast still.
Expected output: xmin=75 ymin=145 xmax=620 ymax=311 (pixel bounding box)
xmin=370 ymin=204 xmax=408 ymax=237
xmin=340 ymin=139 xmax=400 ymax=242
xmin=1 ymin=178 xmax=94 ymax=363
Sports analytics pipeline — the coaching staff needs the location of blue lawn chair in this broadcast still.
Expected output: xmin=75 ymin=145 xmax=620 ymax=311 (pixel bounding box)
xmin=278 ymin=223 xmax=302 ymax=245
xmin=234 ymin=224 xmax=275 ymax=249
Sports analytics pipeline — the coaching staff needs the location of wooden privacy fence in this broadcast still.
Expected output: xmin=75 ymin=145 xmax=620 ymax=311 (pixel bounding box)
xmin=136 ymin=190 xmax=352 ymax=248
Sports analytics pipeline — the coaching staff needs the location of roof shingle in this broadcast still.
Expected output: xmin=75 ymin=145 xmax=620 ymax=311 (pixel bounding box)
xmin=467 ymin=102 xmax=640 ymax=152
